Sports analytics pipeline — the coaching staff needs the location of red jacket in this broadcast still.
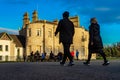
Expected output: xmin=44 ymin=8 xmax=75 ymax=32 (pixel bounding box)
xmin=71 ymin=51 xmax=74 ymax=57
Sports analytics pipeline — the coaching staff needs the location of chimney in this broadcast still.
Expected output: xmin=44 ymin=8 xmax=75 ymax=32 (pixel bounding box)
xmin=23 ymin=12 xmax=30 ymax=25
xmin=32 ymin=10 xmax=38 ymax=22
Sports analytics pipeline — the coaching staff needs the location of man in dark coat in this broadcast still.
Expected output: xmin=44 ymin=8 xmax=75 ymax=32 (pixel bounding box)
xmin=55 ymin=11 xmax=75 ymax=66
xmin=83 ymin=17 xmax=110 ymax=66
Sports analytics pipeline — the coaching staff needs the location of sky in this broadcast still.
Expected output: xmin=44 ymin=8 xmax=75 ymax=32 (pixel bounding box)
xmin=0 ymin=0 xmax=120 ymax=46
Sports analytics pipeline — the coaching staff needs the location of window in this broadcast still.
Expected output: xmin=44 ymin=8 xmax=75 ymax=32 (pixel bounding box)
xmin=48 ymin=29 xmax=52 ymax=38
xmin=5 ymin=45 xmax=8 ymax=51
xmin=81 ymin=32 xmax=86 ymax=42
xmin=0 ymin=45 xmax=3 ymax=51
xmin=27 ymin=28 xmax=31 ymax=37
xmin=0 ymin=56 xmax=2 ymax=60
xmin=37 ymin=28 xmax=41 ymax=36
xmin=17 ymin=49 xmax=21 ymax=61
xmin=28 ymin=45 xmax=32 ymax=54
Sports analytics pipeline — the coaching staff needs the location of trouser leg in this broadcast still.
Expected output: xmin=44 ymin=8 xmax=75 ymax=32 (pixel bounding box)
xmin=62 ymin=52 xmax=67 ymax=64
xmin=99 ymin=49 xmax=107 ymax=62
xmin=62 ymin=43 xmax=73 ymax=63
xmin=87 ymin=50 xmax=92 ymax=62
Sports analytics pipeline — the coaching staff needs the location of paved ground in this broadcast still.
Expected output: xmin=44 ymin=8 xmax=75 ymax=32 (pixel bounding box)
xmin=0 ymin=60 xmax=120 ymax=80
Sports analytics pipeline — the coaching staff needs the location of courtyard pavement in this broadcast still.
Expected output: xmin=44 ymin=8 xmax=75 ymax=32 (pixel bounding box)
xmin=0 ymin=60 xmax=120 ymax=80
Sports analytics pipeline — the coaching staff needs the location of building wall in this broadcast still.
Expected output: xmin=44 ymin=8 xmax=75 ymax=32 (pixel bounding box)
xmin=20 ymin=21 xmax=92 ymax=59
xmin=0 ymin=38 xmax=24 ymax=61
xmin=14 ymin=47 xmax=23 ymax=61
xmin=25 ymin=22 xmax=60 ymax=56
xmin=25 ymin=23 xmax=43 ymax=55
xmin=10 ymin=41 xmax=15 ymax=61
xmin=0 ymin=40 xmax=11 ymax=61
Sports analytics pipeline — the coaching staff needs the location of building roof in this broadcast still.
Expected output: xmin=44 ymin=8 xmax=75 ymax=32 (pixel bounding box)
xmin=16 ymin=35 xmax=26 ymax=48
xmin=0 ymin=32 xmax=13 ymax=40
xmin=0 ymin=32 xmax=25 ymax=48
xmin=30 ymin=20 xmax=58 ymax=25
xmin=10 ymin=35 xmax=25 ymax=48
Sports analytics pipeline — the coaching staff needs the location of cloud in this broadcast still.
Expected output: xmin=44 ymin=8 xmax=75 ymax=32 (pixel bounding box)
xmin=0 ymin=27 xmax=18 ymax=34
xmin=66 ymin=0 xmax=120 ymax=24
xmin=63 ymin=0 xmax=120 ymax=24
xmin=116 ymin=16 xmax=120 ymax=19
xmin=95 ymin=7 xmax=111 ymax=11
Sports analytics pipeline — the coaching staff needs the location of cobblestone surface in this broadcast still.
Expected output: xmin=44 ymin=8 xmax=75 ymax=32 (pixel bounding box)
xmin=0 ymin=60 xmax=120 ymax=80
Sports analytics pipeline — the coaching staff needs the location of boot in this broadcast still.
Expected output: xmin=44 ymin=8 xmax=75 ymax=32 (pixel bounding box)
xmin=68 ymin=61 xmax=74 ymax=66
xmin=102 ymin=61 xmax=110 ymax=66
xmin=83 ymin=61 xmax=90 ymax=65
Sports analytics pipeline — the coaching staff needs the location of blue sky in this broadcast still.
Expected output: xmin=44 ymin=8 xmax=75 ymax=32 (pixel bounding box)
xmin=0 ymin=0 xmax=120 ymax=46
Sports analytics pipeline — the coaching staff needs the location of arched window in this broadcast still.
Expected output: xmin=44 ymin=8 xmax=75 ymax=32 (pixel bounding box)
xmin=37 ymin=28 xmax=41 ymax=36
xmin=48 ymin=29 xmax=52 ymax=38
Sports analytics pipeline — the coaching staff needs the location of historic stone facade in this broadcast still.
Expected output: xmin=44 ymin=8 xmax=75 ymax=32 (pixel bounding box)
xmin=19 ymin=10 xmax=96 ymax=60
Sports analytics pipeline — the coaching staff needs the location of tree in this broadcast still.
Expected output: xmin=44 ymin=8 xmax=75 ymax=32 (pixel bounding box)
xmin=103 ymin=43 xmax=120 ymax=57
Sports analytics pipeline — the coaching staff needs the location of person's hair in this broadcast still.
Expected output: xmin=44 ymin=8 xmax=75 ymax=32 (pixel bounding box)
xmin=90 ymin=17 xmax=97 ymax=23
xmin=63 ymin=11 xmax=69 ymax=18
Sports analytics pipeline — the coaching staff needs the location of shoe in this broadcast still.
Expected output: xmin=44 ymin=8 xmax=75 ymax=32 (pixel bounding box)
xmin=68 ymin=62 xmax=74 ymax=66
xmin=83 ymin=61 xmax=90 ymax=65
xmin=102 ymin=61 xmax=110 ymax=66
xmin=60 ymin=62 xmax=64 ymax=66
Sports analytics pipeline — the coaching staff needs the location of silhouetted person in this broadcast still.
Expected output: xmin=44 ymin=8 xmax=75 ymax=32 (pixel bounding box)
xmin=55 ymin=11 xmax=75 ymax=66
xmin=23 ymin=54 xmax=26 ymax=62
xmin=57 ymin=52 xmax=63 ymax=61
xmin=34 ymin=50 xmax=40 ymax=62
xmin=76 ymin=50 xmax=79 ymax=60
xmin=83 ymin=17 xmax=110 ymax=66
xmin=41 ymin=52 xmax=46 ymax=62
xmin=30 ymin=51 xmax=34 ymax=62
xmin=49 ymin=51 xmax=55 ymax=61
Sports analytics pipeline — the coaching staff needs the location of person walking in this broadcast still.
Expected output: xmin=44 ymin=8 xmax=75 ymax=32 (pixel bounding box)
xmin=57 ymin=52 xmax=63 ymax=62
xmin=70 ymin=50 xmax=74 ymax=60
xmin=30 ymin=51 xmax=34 ymax=62
xmin=41 ymin=52 xmax=46 ymax=62
xmin=76 ymin=50 xmax=79 ymax=60
xmin=55 ymin=11 xmax=75 ymax=66
xmin=83 ymin=17 xmax=110 ymax=66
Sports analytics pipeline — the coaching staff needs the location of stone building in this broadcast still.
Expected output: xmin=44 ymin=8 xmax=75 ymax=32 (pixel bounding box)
xmin=0 ymin=32 xmax=25 ymax=61
xmin=19 ymin=10 xmax=96 ymax=60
